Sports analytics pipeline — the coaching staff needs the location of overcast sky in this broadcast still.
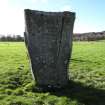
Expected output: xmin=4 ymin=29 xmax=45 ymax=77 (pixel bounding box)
xmin=0 ymin=0 xmax=105 ymax=36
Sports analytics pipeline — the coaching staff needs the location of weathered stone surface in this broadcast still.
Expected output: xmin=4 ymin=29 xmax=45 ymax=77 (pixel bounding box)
xmin=24 ymin=9 xmax=75 ymax=87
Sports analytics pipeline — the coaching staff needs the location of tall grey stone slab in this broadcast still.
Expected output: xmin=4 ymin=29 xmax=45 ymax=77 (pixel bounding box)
xmin=24 ymin=9 xmax=75 ymax=87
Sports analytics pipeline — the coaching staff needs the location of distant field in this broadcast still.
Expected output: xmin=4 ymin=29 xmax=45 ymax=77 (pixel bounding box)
xmin=0 ymin=41 xmax=105 ymax=105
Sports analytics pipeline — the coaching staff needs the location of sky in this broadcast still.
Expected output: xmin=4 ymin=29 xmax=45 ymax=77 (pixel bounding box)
xmin=0 ymin=0 xmax=105 ymax=36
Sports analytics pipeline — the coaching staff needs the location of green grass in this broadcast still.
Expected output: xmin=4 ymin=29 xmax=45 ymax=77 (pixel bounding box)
xmin=0 ymin=41 xmax=105 ymax=105
xmin=70 ymin=41 xmax=105 ymax=88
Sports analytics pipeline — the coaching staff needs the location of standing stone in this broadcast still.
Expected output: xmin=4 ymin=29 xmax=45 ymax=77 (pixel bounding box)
xmin=24 ymin=9 xmax=75 ymax=87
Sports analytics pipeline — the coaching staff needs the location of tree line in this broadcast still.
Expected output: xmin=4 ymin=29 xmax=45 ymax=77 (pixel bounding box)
xmin=0 ymin=31 xmax=105 ymax=42
xmin=0 ymin=35 xmax=24 ymax=42
xmin=73 ymin=31 xmax=105 ymax=41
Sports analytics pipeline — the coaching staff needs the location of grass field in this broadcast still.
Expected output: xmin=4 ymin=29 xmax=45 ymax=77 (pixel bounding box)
xmin=0 ymin=41 xmax=105 ymax=105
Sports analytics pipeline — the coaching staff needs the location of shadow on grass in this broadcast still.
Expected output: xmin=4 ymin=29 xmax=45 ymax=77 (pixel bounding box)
xmin=34 ymin=80 xmax=105 ymax=105
xmin=51 ymin=80 xmax=105 ymax=105
xmin=71 ymin=58 xmax=101 ymax=65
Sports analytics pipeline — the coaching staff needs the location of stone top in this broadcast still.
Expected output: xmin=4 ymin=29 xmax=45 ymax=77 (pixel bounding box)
xmin=24 ymin=9 xmax=75 ymax=16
